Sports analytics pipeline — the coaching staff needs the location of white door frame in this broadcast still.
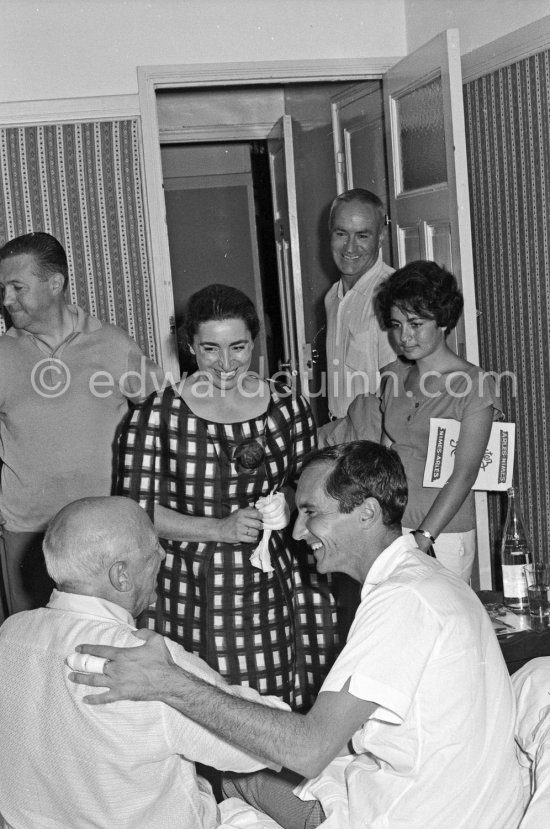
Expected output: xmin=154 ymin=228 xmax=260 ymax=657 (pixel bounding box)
xmin=137 ymin=58 xmax=400 ymax=377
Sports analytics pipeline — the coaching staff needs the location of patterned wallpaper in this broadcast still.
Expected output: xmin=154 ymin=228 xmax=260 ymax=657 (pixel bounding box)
xmin=464 ymin=50 xmax=550 ymax=566
xmin=0 ymin=119 xmax=158 ymax=360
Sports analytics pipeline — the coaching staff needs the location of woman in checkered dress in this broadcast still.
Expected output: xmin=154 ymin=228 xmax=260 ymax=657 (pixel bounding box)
xmin=116 ymin=285 xmax=338 ymax=709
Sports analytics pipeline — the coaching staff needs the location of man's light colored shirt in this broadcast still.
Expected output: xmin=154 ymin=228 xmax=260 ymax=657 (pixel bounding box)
xmin=0 ymin=591 xmax=284 ymax=829
xmin=324 ymin=252 xmax=394 ymax=418
xmin=0 ymin=305 xmax=165 ymax=532
xmin=296 ymin=535 xmax=524 ymax=828
xmin=512 ymin=657 xmax=550 ymax=827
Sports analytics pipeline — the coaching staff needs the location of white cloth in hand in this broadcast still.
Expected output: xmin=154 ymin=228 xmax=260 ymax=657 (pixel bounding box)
xmin=256 ymin=491 xmax=290 ymax=530
xmin=249 ymin=491 xmax=289 ymax=573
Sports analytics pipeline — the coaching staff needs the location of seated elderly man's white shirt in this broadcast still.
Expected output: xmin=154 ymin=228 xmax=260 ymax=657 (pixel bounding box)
xmin=0 ymin=590 xmax=285 ymax=829
xmin=296 ymin=536 xmax=524 ymax=828
xmin=512 ymin=656 xmax=550 ymax=827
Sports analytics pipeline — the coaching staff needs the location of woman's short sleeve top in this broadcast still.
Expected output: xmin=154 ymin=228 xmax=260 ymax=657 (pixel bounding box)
xmin=379 ymin=358 xmax=503 ymax=531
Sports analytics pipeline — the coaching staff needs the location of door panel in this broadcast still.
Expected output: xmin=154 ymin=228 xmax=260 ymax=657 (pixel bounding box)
xmin=331 ymin=83 xmax=392 ymax=265
xmin=384 ymin=30 xmax=490 ymax=589
xmin=428 ymin=221 xmax=453 ymax=268
xmin=384 ymin=29 xmax=477 ymax=360
xmin=267 ymin=115 xmax=310 ymax=394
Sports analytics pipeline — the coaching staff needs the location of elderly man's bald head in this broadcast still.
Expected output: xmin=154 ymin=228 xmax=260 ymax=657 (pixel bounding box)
xmin=43 ymin=496 xmax=157 ymax=588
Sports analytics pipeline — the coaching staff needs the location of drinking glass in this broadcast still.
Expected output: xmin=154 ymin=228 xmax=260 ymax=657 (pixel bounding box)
xmin=523 ymin=563 xmax=550 ymax=630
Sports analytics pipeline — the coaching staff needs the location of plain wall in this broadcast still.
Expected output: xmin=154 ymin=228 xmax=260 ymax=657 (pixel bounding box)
xmin=4 ymin=0 xmax=550 ymax=106
xmin=405 ymin=0 xmax=550 ymax=54
xmin=1 ymin=0 xmax=407 ymax=103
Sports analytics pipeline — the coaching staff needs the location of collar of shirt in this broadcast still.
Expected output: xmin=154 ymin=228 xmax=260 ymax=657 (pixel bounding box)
xmin=5 ymin=304 xmax=103 ymax=340
xmin=361 ymin=533 xmax=422 ymax=598
xmin=47 ymin=588 xmax=135 ymax=627
xmin=336 ymin=250 xmax=386 ymax=300
xmin=70 ymin=304 xmax=102 ymax=334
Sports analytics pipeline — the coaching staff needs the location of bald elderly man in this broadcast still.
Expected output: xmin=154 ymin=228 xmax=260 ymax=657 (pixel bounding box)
xmin=0 ymin=496 xmax=285 ymax=829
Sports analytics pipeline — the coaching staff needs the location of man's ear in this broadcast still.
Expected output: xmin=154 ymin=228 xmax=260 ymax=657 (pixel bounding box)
xmin=49 ymin=272 xmax=65 ymax=297
xmin=359 ymin=496 xmax=382 ymax=527
xmin=109 ymin=561 xmax=132 ymax=593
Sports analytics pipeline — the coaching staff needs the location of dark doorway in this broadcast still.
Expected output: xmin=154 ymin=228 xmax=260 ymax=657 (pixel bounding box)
xmin=161 ymin=140 xmax=282 ymax=378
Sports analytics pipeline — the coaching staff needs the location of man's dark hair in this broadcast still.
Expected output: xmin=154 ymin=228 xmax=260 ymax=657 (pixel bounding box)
xmin=302 ymin=440 xmax=407 ymax=528
xmin=0 ymin=232 xmax=69 ymax=290
xmin=328 ymin=188 xmax=385 ymax=231
xmin=375 ymin=259 xmax=463 ymax=336
xmin=181 ymin=283 xmax=260 ymax=348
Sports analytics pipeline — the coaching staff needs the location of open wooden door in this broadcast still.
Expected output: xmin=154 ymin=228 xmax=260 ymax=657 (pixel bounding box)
xmin=331 ymin=82 xmax=392 ymax=266
xmin=267 ymin=115 xmax=311 ymax=395
xmin=384 ymin=29 xmax=490 ymax=588
xmin=384 ymin=29 xmax=477 ymax=358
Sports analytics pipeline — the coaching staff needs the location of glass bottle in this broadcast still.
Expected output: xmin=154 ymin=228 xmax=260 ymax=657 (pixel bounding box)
xmin=501 ymin=487 xmax=532 ymax=611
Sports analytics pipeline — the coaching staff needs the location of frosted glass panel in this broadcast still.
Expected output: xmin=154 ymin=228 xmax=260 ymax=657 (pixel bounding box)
xmin=397 ymin=76 xmax=446 ymax=192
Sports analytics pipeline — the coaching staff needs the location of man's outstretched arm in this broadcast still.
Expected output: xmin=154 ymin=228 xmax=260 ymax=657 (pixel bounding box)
xmin=69 ymin=630 xmax=375 ymax=778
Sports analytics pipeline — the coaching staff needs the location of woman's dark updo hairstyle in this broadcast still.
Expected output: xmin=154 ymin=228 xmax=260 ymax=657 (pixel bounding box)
xmin=181 ymin=283 xmax=260 ymax=352
xmin=375 ymin=260 xmax=463 ymax=336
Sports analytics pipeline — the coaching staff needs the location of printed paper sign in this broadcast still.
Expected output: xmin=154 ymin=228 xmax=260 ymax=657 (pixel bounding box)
xmin=423 ymin=418 xmax=515 ymax=491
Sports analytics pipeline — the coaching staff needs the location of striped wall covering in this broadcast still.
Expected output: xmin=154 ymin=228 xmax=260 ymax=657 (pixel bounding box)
xmin=464 ymin=50 xmax=550 ymax=567
xmin=0 ymin=119 xmax=158 ymax=360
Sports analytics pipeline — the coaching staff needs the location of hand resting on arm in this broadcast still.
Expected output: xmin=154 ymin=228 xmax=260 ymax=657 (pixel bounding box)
xmin=69 ymin=630 xmax=375 ymax=779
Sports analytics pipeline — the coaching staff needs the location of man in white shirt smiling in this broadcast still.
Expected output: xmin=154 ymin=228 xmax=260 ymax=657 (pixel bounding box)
xmin=0 ymin=496 xmax=284 ymax=829
xmin=324 ymin=189 xmax=395 ymax=419
xmin=71 ymin=443 xmax=525 ymax=829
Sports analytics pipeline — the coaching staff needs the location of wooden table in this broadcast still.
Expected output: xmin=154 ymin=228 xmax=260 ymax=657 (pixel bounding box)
xmin=478 ymin=590 xmax=550 ymax=674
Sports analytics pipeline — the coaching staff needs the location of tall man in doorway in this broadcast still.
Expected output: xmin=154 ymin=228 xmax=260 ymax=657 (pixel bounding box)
xmin=0 ymin=231 xmax=165 ymax=615
xmin=325 ymin=188 xmax=395 ymax=419
xmin=71 ymin=442 xmax=525 ymax=829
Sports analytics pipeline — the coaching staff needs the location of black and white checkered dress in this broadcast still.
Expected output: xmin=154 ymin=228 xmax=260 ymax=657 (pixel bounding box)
xmin=116 ymin=382 xmax=338 ymax=708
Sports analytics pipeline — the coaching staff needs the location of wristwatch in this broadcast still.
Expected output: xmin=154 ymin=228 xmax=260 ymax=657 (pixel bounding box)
xmin=412 ymin=528 xmax=436 ymax=544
